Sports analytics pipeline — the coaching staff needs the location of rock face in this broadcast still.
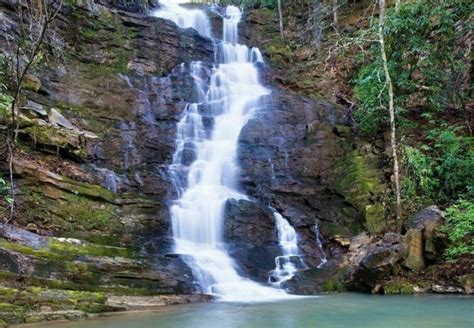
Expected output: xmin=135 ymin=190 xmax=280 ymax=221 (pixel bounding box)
xmin=1 ymin=1 xmax=214 ymax=325
xmin=238 ymin=90 xmax=357 ymax=267
xmin=223 ymin=199 xmax=281 ymax=282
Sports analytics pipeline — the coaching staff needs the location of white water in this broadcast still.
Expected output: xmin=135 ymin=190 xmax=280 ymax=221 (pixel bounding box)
xmin=269 ymin=212 xmax=305 ymax=287
xmin=153 ymin=0 xmax=211 ymax=37
xmin=156 ymin=2 xmax=300 ymax=302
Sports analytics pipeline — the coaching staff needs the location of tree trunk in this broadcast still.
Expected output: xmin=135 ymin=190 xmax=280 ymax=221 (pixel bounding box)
xmin=332 ymin=0 xmax=338 ymax=28
xmin=277 ymin=0 xmax=284 ymax=40
xmin=378 ymin=0 xmax=402 ymax=231
xmin=312 ymin=0 xmax=322 ymax=49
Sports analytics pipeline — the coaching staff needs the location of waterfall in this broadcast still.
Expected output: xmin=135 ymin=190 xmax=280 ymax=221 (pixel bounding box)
xmin=154 ymin=3 xmax=300 ymax=302
xmin=153 ymin=0 xmax=211 ymax=37
xmin=269 ymin=211 xmax=305 ymax=288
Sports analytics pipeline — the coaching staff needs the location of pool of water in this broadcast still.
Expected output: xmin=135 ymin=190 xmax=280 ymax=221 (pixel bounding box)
xmin=27 ymin=294 xmax=473 ymax=328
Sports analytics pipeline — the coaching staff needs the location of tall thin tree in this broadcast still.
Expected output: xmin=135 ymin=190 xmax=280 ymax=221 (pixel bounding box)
xmin=378 ymin=0 xmax=402 ymax=231
xmin=277 ymin=0 xmax=284 ymax=40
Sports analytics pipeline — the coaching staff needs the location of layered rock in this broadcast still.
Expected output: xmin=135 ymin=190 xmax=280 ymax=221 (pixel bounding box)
xmin=1 ymin=1 xmax=215 ymax=325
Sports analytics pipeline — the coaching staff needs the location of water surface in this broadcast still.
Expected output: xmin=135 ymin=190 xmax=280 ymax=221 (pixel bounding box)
xmin=29 ymin=294 xmax=473 ymax=328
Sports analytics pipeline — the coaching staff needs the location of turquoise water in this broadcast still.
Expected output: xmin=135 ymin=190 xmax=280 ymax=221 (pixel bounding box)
xmin=29 ymin=294 xmax=473 ymax=328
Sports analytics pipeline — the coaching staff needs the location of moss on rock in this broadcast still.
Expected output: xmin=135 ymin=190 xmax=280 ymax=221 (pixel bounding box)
xmin=333 ymin=147 xmax=388 ymax=235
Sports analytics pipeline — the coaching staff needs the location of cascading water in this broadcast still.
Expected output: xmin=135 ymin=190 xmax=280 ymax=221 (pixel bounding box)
xmin=153 ymin=0 xmax=211 ymax=37
xmin=154 ymin=2 xmax=301 ymax=302
xmin=269 ymin=211 xmax=305 ymax=287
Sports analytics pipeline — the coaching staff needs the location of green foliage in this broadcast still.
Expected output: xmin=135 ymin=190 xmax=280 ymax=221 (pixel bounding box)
xmin=0 ymin=54 xmax=13 ymax=120
xmin=443 ymin=199 xmax=474 ymax=260
xmin=216 ymin=0 xmax=281 ymax=10
xmin=0 ymin=175 xmax=13 ymax=215
xmin=353 ymin=0 xmax=472 ymax=135
xmin=402 ymin=125 xmax=474 ymax=209
xmin=353 ymin=58 xmax=388 ymax=134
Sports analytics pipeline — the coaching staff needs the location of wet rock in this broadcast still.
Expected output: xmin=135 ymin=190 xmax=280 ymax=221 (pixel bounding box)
xmin=224 ymin=199 xmax=277 ymax=247
xmin=282 ymin=260 xmax=342 ymax=294
xmin=223 ymin=199 xmax=281 ymax=281
xmin=459 ymin=274 xmax=474 ymax=294
xmin=238 ymin=90 xmax=358 ymax=268
xmin=356 ymin=246 xmax=402 ymax=287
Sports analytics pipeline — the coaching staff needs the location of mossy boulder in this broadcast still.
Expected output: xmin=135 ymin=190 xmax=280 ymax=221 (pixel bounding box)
xmin=459 ymin=274 xmax=474 ymax=294
xmin=382 ymin=279 xmax=417 ymax=294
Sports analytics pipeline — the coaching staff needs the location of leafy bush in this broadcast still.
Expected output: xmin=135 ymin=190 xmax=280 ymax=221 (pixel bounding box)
xmin=353 ymin=0 xmax=472 ymax=135
xmin=443 ymin=200 xmax=474 ymax=260
xmin=402 ymin=125 xmax=474 ymax=209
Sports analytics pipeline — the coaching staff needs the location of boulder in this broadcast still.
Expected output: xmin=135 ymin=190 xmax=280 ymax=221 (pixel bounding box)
xmin=403 ymin=229 xmax=425 ymax=272
xmin=459 ymin=274 xmax=474 ymax=294
xmin=341 ymin=233 xmax=404 ymax=291
xmin=224 ymin=199 xmax=277 ymax=247
xmin=282 ymin=260 xmax=342 ymax=294
xmin=382 ymin=279 xmax=429 ymax=294
xmin=404 ymin=206 xmax=446 ymax=262
xmin=223 ymin=199 xmax=281 ymax=281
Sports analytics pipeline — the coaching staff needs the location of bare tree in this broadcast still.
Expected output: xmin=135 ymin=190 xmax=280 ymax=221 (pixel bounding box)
xmin=277 ymin=0 xmax=284 ymax=40
xmin=312 ymin=0 xmax=323 ymax=49
xmin=10 ymin=0 xmax=62 ymax=132
xmin=3 ymin=0 xmax=62 ymax=224
xmin=332 ymin=0 xmax=338 ymax=29
xmin=378 ymin=0 xmax=401 ymax=231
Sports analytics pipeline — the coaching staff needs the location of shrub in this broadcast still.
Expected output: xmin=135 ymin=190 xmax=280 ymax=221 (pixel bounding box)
xmin=443 ymin=200 xmax=474 ymax=260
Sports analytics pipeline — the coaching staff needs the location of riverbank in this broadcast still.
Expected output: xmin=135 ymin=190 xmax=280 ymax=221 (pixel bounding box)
xmin=14 ymin=294 xmax=474 ymax=328
xmin=1 ymin=292 xmax=213 ymax=327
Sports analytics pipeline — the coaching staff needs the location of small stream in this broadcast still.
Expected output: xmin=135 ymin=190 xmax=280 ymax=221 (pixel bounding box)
xmin=24 ymin=294 xmax=474 ymax=328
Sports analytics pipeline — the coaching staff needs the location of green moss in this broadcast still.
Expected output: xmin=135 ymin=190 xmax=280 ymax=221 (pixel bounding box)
xmin=0 ymin=239 xmax=63 ymax=260
xmin=383 ymin=279 xmax=416 ymax=294
xmin=61 ymin=177 xmax=116 ymax=202
xmin=365 ymin=204 xmax=387 ymax=235
xmin=1 ymin=236 xmax=137 ymax=262
xmin=48 ymin=239 xmax=136 ymax=259
xmin=333 ymin=147 xmax=387 ymax=235
xmin=0 ymin=286 xmax=16 ymax=299
xmin=0 ymin=303 xmax=21 ymax=312
xmin=55 ymin=193 xmax=118 ymax=232
xmin=22 ymin=124 xmax=69 ymax=148
xmin=322 ymin=278 xmax=346 ymax=293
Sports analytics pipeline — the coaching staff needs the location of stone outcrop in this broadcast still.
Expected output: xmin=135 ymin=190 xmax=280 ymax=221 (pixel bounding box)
xmin=238 ymin=90 xmax=359 ymax=267
xmin=223 ymin=199 xmax=281 ymax=282
xmin=1 ymin=1 xmax=214 ymax=325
